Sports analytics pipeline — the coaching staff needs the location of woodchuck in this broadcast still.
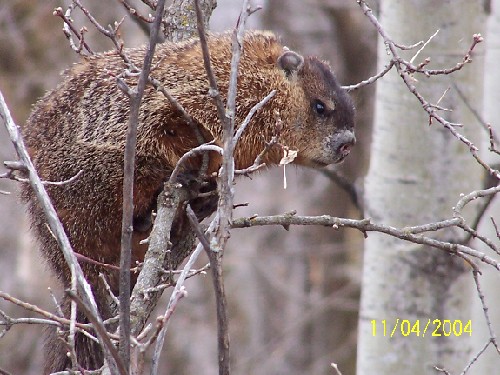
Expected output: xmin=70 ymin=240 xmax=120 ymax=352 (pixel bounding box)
xmin=21 ymin=30 xmax=355 ymax=372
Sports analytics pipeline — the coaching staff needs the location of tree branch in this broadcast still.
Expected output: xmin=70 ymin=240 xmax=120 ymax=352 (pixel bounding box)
xmin=129 ymin=182 xmax=192 ymax=336
xmin=149 ymin=215 xmax=219 ymax=375
xmin=231 ymin=213 xmax=500 ymax=271
xmin=0 ymin=89 xmax=123 ymax=374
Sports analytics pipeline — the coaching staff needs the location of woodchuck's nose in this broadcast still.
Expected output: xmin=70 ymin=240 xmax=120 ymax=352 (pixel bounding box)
xmin=333 ymin=130 xmax=356 ymax=162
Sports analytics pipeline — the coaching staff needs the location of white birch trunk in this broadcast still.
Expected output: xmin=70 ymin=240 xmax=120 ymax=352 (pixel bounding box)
xmin=357 ymin=1 xmax=486 ymax=374
xmin=471 ymin=0 xmax=500 ymax=373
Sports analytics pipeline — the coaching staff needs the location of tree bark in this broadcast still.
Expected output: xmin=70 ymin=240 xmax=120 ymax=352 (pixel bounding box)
xmin=357 ymin=1 xmax=486 ymax=374
xmin=471 ymin=1 xmax=500 ymax=373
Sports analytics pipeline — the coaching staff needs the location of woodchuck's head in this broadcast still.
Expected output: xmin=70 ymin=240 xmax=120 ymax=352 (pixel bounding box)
xmin=277 ymin=50 xmax=356 ymax=167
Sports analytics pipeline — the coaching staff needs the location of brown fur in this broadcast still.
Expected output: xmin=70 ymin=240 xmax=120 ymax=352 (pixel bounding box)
xmin=22 ymin=31 xmax=355 ymax=373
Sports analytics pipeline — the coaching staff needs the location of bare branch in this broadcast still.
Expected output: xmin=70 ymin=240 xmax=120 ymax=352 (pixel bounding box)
xmin=149 ymin=215 xmax=219 ymax=374
xmin=454 ymin=185 xmax=500 ymax=217
xmin=407 ymin=34 xmax=483 ymax=76
xmin=488 ymin=126 xmax=500 ymax=155
xmin=453 ymin=82 xmax=498 ymax=143
xmin=117 ymin=0 xmax=167 ymax=366
xmin=118 ymin=0 xmax=154 ymax=24
xmin=68 ymin=265 xmax=78 ymax=369
xmin=67 ymin=291 xmax=127 ymax=375
xmin=2 ymin=161 xmax=83 ymax=186
xmin=53 ymin=5 xmax=93 ymax=55
xmin=0 ymin=89 xmax=120 ymax=373
xmin=232 ymin=89 xmax=276 ymax=146
xmin=409 ymin=29 xmax=440 ymax=64
xmin=0 ymin=291 xmax=89 ymax=333
xmin=331 ymin=363 xmax=344 ymax=375
xmin=169 ymin=144 xmax=223 ymax=183
xmin=492 ymin=217 xmax=500 ymax=240
xmin=194 ymin=0 xmax=227 ymax=126
xmin=231 ymin=213 xmax=500 ymax=271
xmin=472 ymin=271 xmax=499 ymax=352
xmin=139 ymin=263 xmax=210 ymax=295
xmin=343 ymin=60 xmax=395 ymax=91
xmin=129 ymin=181 xmax=193 ymax=337
xmin=186 ymin=205 xmax=212 ymax=251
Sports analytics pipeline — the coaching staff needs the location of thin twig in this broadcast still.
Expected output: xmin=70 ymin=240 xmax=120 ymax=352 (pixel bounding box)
xmin=459 ymin=340 xmax=492 ymax=375
xmin=488 ymin=126 xmax=500 ymax=155
xmin=67 ymin=291 xmax=127 ymax=375
xmin=235 ymin=136 xmax=279 ymax=176
xmin=343 ymin=60 xmax=396 ymax=91
xmin=232 ymin=90 xmax=276 ymax=146
xmin=2 ymin=162 xmax=83 ymax=186
xmin=99 ymin=273 xmax=120 ymax=306
xmin=434 ymin=366 xmax=452 ymax=375
xmin=409 ymin=29 xmax=439 ymax=64
xmin=140 ymin=263 xmax=210 ymax=295
xmin=0 ymin=291 xmax=86 ymax=332
xmin=194 ymin=0 xmax=227 ymax=124
xmin=118 ymin=0 xmax=167 ymax=367
xmin=491 ymin=217 xmax=500 ymax=240
xmin=118 ymin=0 xmax=154 ymax=23
xmin=48 ymin=288 xmax=65 ymax=318
xmin=186 ymin=205 xmax=212 ymax=250
xmin=149 ymin=215 xmax=219 ymax=375
xmin=331 ymin=363 xmax=344 ymax=375
xmin=453 ymin=82 xmax=498 ymax=143
xmin=141 ymin=285 xmax=187 ymax=354
xmin=471 ymin=271 xmax=499 ymax=353
xmin=53 ymin=5 xmax=93 ymax=55
xmin=68 ymin=265 xmax=78 ymax=369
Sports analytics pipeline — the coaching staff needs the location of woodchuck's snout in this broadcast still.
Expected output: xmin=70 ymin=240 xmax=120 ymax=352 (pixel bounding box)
xmin=298 ymin=128 xmax=356 ymax=167
xmin=329 ymin=129 xmax=356 ymax=164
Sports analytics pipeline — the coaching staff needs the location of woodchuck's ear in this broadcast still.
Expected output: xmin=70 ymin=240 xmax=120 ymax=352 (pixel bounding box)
xmin=277 ymin=50 xmax=304 ymax=77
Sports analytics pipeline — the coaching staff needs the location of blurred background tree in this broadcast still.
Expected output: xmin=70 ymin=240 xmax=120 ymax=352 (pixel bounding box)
xmin=471 ymin=0 xmax=500 ymax=374
xmin=357 ymin=1 xmax=487 ymax=374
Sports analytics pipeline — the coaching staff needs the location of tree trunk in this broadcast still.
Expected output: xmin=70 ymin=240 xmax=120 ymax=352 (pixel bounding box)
xmin=357 ymin=1 xmax=486 ymax=374
xmin=471 ymin=0 xmax=500 ymax=373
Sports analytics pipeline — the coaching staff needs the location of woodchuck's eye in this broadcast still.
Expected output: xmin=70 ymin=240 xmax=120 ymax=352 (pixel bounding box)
xmin=313 ymin=100 xmax=326 ymax=115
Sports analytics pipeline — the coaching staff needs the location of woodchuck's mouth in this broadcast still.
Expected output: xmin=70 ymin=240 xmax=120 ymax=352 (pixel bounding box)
xmin=310 ymin=149 xmax=350 ymax=167
xmin=335 ymin=153 xmax=349 ymax=164
xmin=311 ymin=154 xmax=349 ymax=168
xmin=309 ymin=159 xmax=330 ymax=168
